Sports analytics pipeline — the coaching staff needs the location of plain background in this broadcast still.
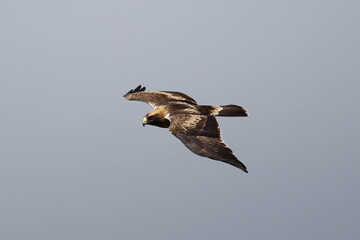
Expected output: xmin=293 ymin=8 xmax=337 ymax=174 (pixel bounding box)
xmin=1 ymin=1 xmax=359 ymax=239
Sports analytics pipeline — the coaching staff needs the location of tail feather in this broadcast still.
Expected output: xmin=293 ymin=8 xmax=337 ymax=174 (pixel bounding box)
xmin=218 ymin=104 xmax=248 ymax=117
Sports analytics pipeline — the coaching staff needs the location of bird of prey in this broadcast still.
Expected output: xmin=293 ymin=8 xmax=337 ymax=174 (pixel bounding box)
xmin=123 ymin=85 xmax=249 ymax=173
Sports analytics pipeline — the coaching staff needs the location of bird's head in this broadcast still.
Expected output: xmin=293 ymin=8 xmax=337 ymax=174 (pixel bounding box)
xmin=142 ymin=114 xmax=152 ymax=127
xmin=142 ymin=113 xmax=170 ymax=128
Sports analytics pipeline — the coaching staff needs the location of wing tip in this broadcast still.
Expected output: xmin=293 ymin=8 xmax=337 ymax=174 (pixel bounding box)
xmin=236 ymin=164 xmax=248 ymax=173
xmin=123 ymin=85 xmax=146 ymax=97
xmin=228 ymin=158 xmax=248 ymax=173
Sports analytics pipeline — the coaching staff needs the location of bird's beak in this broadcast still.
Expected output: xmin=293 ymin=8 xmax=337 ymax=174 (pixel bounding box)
xmin=142 ymin=117 xmax=147 ymax=127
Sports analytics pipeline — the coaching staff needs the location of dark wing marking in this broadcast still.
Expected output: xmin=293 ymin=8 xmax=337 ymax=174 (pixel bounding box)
xmin=125 ymin=85 xmax=146 ymax=95
xmin=124 ymin=86 xmax=197 ymax=107
xmin=168 ymin=114 xmax=248 ymax=172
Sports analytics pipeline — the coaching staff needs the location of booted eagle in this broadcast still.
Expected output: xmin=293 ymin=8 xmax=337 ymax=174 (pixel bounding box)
xmin=124 ymin=85 xmax=249 ymax=173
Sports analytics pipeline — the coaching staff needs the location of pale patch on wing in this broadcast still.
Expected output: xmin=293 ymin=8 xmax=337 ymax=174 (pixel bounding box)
xmin=168 ymin=114 xmax=218 ymax=137
xmin=210 ymin=106 xmax=223 ymax=116
xmin=165 ymin=113 xmax=170 ymax=119
xmin=161 ymin=91 xmax=197 ymax=104
xmin=181 ymin=115 xmax=202 ymax=129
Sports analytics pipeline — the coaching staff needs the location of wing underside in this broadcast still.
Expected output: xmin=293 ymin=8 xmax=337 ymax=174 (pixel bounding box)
xmin=169 ymin=114 xmax=248 ymax=172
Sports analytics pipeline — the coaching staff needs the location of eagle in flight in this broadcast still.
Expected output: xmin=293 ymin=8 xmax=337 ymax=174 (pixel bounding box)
xmin=124 ymin=85 xmax=249 ymax=173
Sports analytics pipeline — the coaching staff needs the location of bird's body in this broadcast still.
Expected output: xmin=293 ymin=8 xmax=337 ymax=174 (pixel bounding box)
xmin=123 ymin=85 xmax=249 ymax=173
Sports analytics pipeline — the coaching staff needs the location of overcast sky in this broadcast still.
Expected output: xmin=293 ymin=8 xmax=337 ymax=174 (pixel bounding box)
xmin=1 ymin=1 xmax=360 ymax=239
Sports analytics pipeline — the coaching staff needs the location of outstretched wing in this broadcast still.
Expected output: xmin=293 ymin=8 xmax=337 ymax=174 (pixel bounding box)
xmin=124 ymin=85 xmax=197 ymax=107
xmin=168 ymin=114 xmax=248 ymax=173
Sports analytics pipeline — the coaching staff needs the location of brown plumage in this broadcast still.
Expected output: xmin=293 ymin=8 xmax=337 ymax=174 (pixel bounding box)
xmin=123 ymin=85 xmax=249 ymax=173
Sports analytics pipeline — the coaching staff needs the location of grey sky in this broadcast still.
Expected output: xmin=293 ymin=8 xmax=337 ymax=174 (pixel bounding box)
xmin=1 ymin=0 xmax=359 ymax=239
